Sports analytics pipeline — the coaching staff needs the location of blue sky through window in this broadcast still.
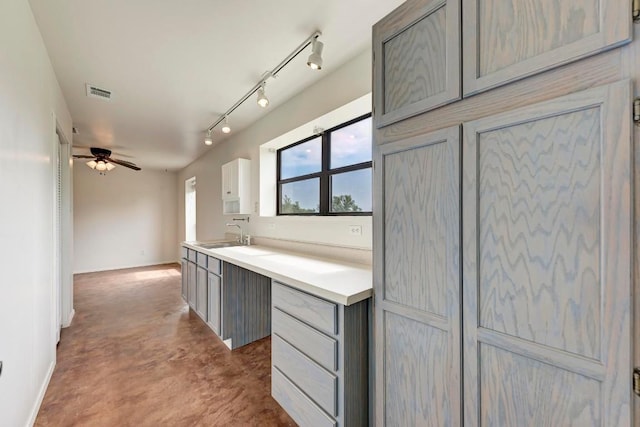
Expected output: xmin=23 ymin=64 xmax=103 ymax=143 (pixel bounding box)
xmin=280 ymin=137 xmax=321 ymax=180
xmin=330 ymin=117 xmax=372 ymax=169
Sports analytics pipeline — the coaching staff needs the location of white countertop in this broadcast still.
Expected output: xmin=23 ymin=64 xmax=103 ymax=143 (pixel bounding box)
xmin=182 ymin=242 xmax=372 ymax=306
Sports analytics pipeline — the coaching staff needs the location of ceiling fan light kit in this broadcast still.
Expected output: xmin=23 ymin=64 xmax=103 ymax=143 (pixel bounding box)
xmin=204 ymin=31 xmax=323 ymax=144
xmin=74 ymin=147 xmax=141 ymax=174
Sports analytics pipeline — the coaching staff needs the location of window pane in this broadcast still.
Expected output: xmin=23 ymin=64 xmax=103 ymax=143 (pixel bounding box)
xmin=280 ymin=137 xmax=322 ymax=179
xmin=330 ymin=117 xmax=372 ymax=169
xmin=280 ymin=178 xmax=320 ymax=214
xmin=331 ymin=168 xmax=372 ymax=212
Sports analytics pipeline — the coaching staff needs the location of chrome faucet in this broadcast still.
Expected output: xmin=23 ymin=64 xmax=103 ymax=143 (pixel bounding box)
xmin=225 ymin=223 xmax=243 ymax=244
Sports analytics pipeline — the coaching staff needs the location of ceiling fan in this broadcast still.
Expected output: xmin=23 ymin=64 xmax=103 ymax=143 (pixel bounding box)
xmin=73 ymin=147 xmax=141 ymax=172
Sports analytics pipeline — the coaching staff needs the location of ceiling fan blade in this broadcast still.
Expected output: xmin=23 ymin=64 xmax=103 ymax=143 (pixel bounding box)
xmin=107 ymin=157 xmax=141 ymax=171
xmin=72 ymin=155 xmax=95 ymax=159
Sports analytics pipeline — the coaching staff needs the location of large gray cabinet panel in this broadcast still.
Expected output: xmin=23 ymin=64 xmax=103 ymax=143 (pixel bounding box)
xmin=374 ymin=126 xmax=461 ymax=426
xmin=462 ymin=0 xmax=631 ymax=95
xmin=462 ymin=81 xmax=632 ymax=426
xmin=222 ymin=262 xmax=271 ymax=349
xmin=373 ymin=0 xmax=460 ymax=128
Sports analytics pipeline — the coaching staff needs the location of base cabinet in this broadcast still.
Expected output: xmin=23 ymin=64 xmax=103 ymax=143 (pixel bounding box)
xmin=180 ymin=259 xmax=188 ymax=301
xmin=271 ymin=281 xmax=369 ymax=427
xmin=195 ymin=266 xmax=208 ymax=321
xmin=187 ymin=261 xmax=197 ymax=309
xmin=207 ymin=272 xmax=221 ymax=336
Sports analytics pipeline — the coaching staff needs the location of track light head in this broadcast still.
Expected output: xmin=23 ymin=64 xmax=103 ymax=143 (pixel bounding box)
xmin=257 ymin=84 xmax=269 ymax=108
xmin=307 ymin=38 xmax=324 ymax=70
xmin=204 ymin=130 xmax=213 ymax=145
xmin=221 ymin=117 xmax=231 ymax=134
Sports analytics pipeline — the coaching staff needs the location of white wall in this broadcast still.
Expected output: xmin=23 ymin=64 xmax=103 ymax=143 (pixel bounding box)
xmin=177 ymin=50 xmax=373 ymax=254
xmin=0 ymin=0 xmax=73 ymax=425
xmin=73 ymin=166 xmax=178 ymax=273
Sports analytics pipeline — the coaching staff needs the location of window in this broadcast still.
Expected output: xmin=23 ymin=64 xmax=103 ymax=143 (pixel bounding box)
xmin=185 ymin=177 xmax=196 ymax=240
xmin=277 ymin=114 xmax=372 ymax=215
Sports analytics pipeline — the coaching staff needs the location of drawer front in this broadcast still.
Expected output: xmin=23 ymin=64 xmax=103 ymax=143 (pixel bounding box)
xmin=196 ymin=251 xmax=207 ymax=268
xmin=272 ymin=334 xmax=337 ymax=416
xmin=272 ymin=367 xmax=336 ymax=427
xmin=272 ymin=308 xmax=337 ymax=372
xmin=207 ymin=256 xmax=221 ymax=274
xmin=272 ymin=282 xmax=337 ymax=335
xmin=181 ymin=246 xmax=188 ymax=259
xmin=187 ymin=249 xmax=197 ymax=262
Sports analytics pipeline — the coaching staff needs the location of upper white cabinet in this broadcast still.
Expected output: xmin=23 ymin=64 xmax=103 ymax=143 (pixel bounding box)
xmin=221 ymin=158 xmax=251 ymax=215
xmin=373 ymin=0 xmax=460 ymax=128
xmin=462 ymin=0 xmax=631 ymax=95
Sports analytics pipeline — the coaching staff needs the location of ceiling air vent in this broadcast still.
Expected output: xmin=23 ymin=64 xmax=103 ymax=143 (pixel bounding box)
xmin=85 ymin=83 xmax=113 ymax=101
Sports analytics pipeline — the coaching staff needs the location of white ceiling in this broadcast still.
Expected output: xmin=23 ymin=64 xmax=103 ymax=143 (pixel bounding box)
xmin=28 ymin=0 xmax=403 ymax=170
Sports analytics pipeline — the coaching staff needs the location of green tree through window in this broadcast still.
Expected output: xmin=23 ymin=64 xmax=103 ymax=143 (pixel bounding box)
xmin=332 ymin=195 xmax=362 ymax=212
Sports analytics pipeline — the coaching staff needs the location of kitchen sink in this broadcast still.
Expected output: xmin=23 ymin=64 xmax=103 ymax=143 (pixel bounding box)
xmin=197 ymin=241 xmax=242 ymax=249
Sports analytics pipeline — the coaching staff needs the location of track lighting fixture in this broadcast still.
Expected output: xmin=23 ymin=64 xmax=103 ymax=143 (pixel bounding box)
xmin=221 ymin=117 xmax=231 ymax=134
xmin=204 ymin=31 xmax=323 ymax=138
xmin=307 ymin=38 xmax=324 ymax=70
xmin=257 ymin=83 xmax=269 ymax=108
xmin=204 ymin=130 xmax=213 ymax=146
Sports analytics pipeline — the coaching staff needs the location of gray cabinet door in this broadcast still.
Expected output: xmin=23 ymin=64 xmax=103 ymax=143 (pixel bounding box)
xmin=462 ymin=0 xmax=630 ymax=96
xmin=462 ymin=81 xmax=631 ymax=426
xmin=374 ymin=125 xmax=461 ymax=426
xmin=180 ymin=259 xmax=188 ymax=302
xmin=187 ymin=261 xmax=197 ymax=309
xmin=207 ymin=272 xmax=221 ymax=336
xmin=196 ymin=265 xmax=207 ymax=320
xmin=373 ymin=0 xmax=460 ymax=128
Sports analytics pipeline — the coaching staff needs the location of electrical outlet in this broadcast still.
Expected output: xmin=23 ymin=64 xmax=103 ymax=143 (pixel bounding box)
xmin=348 ymin=225 xmax=362 ymax=235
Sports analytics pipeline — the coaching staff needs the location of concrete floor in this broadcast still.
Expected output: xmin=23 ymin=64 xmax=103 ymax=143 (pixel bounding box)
xmin=36 ymin=264 xmax=295 ymax=426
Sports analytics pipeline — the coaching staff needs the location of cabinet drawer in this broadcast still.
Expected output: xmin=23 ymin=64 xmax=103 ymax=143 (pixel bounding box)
xmin=196 ymin=252 xmax=207 ymax=268
xmin=272 ymin=282 xmax=337 ymax=335
xmin=187 ymin=249 xmax=197 ymax=262
xmin=207 ymin=256 xmax=221 ymax=274
xmin=272 ymin=334 xmax=337 ymax=416
xmin=181 ymin=246 xmax=188 ymax=259
xmin=272 ymin=308 xmax=337 ymax=372
xmin=272 ymin=367 xmax=336 ymax=427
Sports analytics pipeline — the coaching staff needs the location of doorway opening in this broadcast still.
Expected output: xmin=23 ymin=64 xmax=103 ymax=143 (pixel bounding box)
xmin=185 ymin=177 xmax=196 ymax=241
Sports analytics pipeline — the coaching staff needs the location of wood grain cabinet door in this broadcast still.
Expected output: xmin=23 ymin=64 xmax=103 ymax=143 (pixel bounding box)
xmin=187 ymin=261 xmax=197 ymax=309
xmin=196 ymin=266 xmax=208 ymax=320
xmin=373 ymin=0 xmax=460 ymax=128
xmin=181 ymin=259 xmax=188 ymax=301
xmin=374 ymin=125 xmax=461 ymax=426
xmin=207 ymin=273 xmax=221 ymax=336
xmin=462 ymin=0 xmax=631 ymax=96
xmin=462 ymin=80 xmax=632 ymax=426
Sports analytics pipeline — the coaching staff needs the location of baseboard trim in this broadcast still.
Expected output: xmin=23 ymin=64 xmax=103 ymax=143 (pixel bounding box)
xmin=73 ymin=260 xmax=180 ymax=275
xmin=27 ymin=360 xmax=55 ymax=427
xmin=62 ymin=309 xmax=75 ymax=328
